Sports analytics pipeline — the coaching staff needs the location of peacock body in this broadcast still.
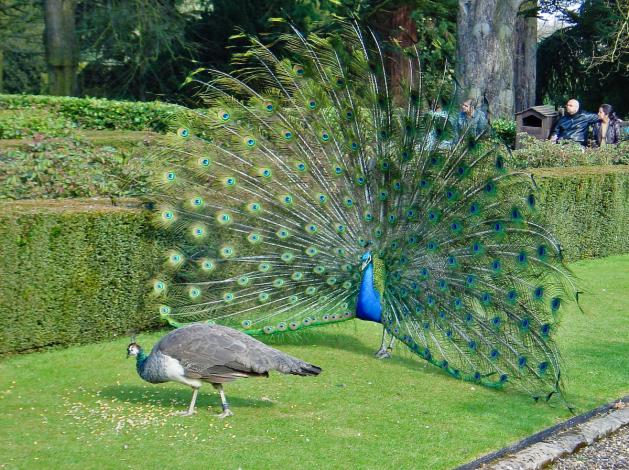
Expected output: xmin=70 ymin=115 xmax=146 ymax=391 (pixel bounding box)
xmin=147 ymin=20 xmax=577 ymax=401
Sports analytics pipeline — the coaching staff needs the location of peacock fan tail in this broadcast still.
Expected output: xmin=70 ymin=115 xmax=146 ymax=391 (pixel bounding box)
xmin=145 ymin=20 xmax=577 ymax=402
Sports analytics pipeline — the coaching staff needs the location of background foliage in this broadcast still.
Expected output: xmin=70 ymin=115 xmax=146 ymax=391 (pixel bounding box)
xmin=537 ymin=0 xmax=629 ymax=114
xmin=0 ymin=1 xmax=46 ymax=94
xmin=1 ymin=0 xmax=458 ymax=106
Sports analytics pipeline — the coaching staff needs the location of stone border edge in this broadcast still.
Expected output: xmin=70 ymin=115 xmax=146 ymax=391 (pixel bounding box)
xmin=456 ymin=395 xmax=629 ymax=470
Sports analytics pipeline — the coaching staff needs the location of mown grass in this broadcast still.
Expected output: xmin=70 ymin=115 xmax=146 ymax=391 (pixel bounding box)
xmin=1 ymin=255 xmax=628 ymax=469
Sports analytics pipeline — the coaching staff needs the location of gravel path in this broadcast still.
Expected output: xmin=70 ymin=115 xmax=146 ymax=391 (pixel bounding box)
xmin=551 ymin=424 xmax=629 ymax=469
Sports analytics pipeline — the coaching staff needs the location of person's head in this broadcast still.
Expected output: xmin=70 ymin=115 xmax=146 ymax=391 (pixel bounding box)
xmin=565 ymin=99 xmax=579 ymax=115
xmin=461 ymin=99 xmax=474 ymax=116
xmin=598 ymin=104 xmax=617 ymax=122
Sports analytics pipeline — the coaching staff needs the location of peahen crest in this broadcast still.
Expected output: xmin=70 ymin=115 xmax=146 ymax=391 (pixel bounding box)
xmin=146 ymin=20 xmax=577 ymax=401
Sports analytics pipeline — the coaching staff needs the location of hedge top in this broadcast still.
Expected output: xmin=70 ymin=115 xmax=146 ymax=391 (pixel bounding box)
xmin=0 ymin=94 xmax=182 ymax=133
xmin=529 ymin=165 xmax=629 ymax=178
xmin=1 ymin=198 xmax=143 ymax=215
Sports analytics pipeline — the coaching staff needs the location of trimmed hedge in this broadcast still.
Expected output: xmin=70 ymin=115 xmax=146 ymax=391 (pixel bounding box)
xmin=0 ymin=94 xmax=182 ymax=134
xmin=534 ymin=165 xmax=629 ymax=261
xmin=0 ymin=199 xmax=166 ymax=354
xmin=511 ymin=135 xmax=629 ymax=168
xmin=1 ymin=166 xmax=628 ymax=354
xmin=0 ymin=135 xmax=156 ymax=200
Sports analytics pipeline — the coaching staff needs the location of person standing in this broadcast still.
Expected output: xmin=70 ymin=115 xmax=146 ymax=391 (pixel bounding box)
xmin=593 ymin=104 xmax=622 ymax=147
xmin=454 ymin=99 xmax=488 ymax=140
xmin=549 ymin=99 xmax=599 ymax=146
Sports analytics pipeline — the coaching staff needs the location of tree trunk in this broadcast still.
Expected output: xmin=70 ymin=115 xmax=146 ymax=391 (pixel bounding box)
xmin=44 ymin=0 xmax=77 ymax=96
xmin=456 ymin=0 xmax=523 ymax=118
xmin=371 ymin=4 xmax=418 ymax=103
xmin=513 ymin=0 xmax=537 ymax=112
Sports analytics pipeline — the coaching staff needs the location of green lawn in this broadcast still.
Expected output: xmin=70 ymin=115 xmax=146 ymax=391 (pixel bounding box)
xmin=1 ymin=255 xmax=628 ymax=469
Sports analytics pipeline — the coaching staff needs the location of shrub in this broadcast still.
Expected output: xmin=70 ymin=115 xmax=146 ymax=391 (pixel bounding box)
xmin=0 ymin=136 xmax=153 ymax=200
xmin=510 ymin=133 xmax=629 ymax=168
xmin=0 ymin=94 xmax=183 ymax=134
xmin=0 ymin=109 xmax=76 ymax=139
xmin=491 ymin=118 xmax=516 ymax=148
xmin=0 ymin=200 xmax=167 ymax=354
xmin=534 ymin=166 xmax=629 ymax=261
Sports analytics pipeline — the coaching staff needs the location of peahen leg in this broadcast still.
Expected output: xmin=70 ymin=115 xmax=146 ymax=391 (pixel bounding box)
xmin=213 ymin=384 xmax=234 ymax=419
xmin=375 ymin=327 xmax=394 ymax=359
xmin=178 ymin=387 xmax=199 ymax=416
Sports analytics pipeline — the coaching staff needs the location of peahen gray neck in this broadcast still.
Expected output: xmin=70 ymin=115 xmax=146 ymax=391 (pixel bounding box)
xmin=135 ymin=349 xmax=149 ymax=378
xmin=134 ymin=349 xmax=168 ymax=384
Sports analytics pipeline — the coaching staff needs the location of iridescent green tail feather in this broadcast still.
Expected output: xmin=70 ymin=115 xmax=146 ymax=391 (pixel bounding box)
xmin=145 ymin=19 xmax=577 ymax=401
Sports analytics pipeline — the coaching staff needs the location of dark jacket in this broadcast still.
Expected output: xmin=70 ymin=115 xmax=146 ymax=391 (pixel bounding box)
xmin=592 ymin=119 xmax=622 ymax=146
xmin=551 ymin=110 xmax=599 ymax=145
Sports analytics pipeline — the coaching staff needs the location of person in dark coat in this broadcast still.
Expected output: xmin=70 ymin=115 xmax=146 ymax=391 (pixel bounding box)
xmin=549 ymin=99 xmax=599 ymax=146
xmin=593 ymin=104 xmax=622 ymax=147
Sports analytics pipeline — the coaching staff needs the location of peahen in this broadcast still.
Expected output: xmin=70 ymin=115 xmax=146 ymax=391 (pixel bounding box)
xmin=127 ymin=323 xmax=321 ymax=418
xmin=147 ymin=20 xmax=577 ymax=403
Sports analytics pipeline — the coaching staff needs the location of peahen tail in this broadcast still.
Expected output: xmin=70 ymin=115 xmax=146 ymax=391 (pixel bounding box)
xmin=145 ymin=19 xmax=577 ymax=400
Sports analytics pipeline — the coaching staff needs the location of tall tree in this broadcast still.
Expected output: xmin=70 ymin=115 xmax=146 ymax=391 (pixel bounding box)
xmin=44 ymin=0 xmax=78 ymax=95
xmin=369 ymin=0 xmax=457 ymax=104
xmin=513 ymin=0 xmax=537 ymax=112
xmin=456 ymin=0 xmax=526 ymax=118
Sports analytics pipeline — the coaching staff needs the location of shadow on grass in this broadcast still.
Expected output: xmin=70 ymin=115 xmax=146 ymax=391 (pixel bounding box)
xmin=262 ymin=329 xmax=483 ymax=387
xmin=99 ymin=384 xmax=274 ymax=410
xmin=262 ymin=329 xmax=436 ymax=371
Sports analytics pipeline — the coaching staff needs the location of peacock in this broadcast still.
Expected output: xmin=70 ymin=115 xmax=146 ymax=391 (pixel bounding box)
xmin=146 ymin=19 xmax=577 ymax=403
xmin=127 ymin=323 xmax=321 ymax=418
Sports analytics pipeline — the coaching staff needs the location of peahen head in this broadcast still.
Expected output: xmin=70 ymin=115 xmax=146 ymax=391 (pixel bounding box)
xmin=127 ymin=342 xmax=149 ymax=377
xmin=127 ymin=342 xmax=142 ymax=358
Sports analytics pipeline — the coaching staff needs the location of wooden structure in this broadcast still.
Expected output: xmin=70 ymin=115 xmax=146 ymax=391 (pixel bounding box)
xmin=515 ymin=105 xmax=559 ymax=148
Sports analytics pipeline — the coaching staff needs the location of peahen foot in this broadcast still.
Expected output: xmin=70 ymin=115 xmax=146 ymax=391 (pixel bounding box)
xmin=177 ymin=410 xmax=196 ymax=417
xmin=217 ymin=409 xmax=234 ymax=419
xmin=375 ymin=347 xmax=391 ymax=359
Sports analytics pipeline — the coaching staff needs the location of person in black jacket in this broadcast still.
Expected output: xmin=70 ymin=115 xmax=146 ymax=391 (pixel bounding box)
xmin=593 ymin=104 xmax=622 ymax=147
xmin=549 ymin=99 xmax=599 ymax=146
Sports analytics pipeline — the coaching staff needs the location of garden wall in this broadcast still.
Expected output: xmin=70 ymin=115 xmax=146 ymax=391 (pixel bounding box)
xmin=1 ymin=166 xmax=628 ymax=354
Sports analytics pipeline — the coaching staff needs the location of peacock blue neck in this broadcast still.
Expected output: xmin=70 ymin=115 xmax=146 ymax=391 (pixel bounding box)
xmin=356 ymin=261 xmax=383 ymax=323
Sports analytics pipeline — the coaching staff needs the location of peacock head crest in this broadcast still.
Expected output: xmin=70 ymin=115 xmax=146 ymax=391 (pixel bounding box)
xmin=127 ymin=342 xmax=142 ymax=358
